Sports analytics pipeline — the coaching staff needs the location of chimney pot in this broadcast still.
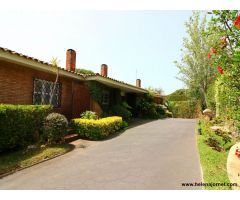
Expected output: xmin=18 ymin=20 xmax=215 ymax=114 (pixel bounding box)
xmin=136 ymin=79 xmax=141 ymax=87
xmin=66 ymin=49 xmax=76 ymax=71
xmin=101 ymin=64 xmax=108 ymax=77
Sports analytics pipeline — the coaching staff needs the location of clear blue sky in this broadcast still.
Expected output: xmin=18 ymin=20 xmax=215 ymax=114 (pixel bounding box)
xmin=0 ymin=10 xmax=193 ymax=95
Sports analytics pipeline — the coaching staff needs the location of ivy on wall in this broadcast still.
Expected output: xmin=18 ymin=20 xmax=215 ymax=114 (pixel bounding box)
xmin=86 ymin=81 xmax=105 ymax=103
xmin=85 ymin=81 xmax=123 ymax=113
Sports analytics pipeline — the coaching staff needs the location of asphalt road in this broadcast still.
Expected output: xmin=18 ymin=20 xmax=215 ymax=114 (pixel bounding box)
xmin=0 ymin=118 xmax=202 ymax=189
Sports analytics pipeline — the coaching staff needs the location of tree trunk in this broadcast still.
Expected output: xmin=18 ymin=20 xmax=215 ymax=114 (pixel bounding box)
xmin=49 ymin=68 xmax=59 ymax=105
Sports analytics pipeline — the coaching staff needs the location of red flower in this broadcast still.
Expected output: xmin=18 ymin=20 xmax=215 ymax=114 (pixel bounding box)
xmin=217 ymin=66 xmax=224 ymax=74
xmin=208 ymin=53 xmax=211 ymax=59
xmin=234 ymin=15 xmax=240 ymax=29
xmin=210 ymin=47 xmax=216 ymax=54
xmin=235 ymin=148 xmax=240 ymax=159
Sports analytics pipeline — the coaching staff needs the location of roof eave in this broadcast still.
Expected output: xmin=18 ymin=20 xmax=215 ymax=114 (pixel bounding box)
xmin=0 ymin=50 xmax=85 ymax=81
xmin=86 ymin=75 xmax=148 ymax=94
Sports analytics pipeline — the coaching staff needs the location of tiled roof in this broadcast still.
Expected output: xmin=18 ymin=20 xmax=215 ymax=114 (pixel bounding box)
xmin=85 ymin=73 xmax=148 ymax=91
xmin=0 ymin=47 xmax=85 ymax=78
xmin=0 ymin=47 xmax=147 ymax=92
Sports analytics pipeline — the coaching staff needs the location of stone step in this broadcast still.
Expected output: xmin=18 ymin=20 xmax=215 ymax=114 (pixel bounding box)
xmin=64 ymin=134 xmax=79 ymax=143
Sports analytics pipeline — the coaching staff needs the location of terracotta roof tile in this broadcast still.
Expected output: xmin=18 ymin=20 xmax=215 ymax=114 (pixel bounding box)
xmin=0 ymin=47 xmax=86 ymax=78
xmin=0 ymin=46 xmax=147 ymax=92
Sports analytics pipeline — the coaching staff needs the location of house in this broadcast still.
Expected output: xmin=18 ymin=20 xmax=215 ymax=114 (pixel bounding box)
xmin=0 ymin=47 xmax=149 ymax=119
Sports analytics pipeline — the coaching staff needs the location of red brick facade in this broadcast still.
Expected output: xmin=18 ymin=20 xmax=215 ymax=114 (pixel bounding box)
xmin=0 ymin=60 xmax=90 ymax=119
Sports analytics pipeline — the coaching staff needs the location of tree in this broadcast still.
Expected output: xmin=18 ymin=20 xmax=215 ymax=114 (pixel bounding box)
xmin=49 ymin=57 xmax=60 ymax=105
xmin=207 ymin=10 xmax=240 ymax=121
xmin=175 ymin=11 xmax=219 ymax=109
xmin=146 ymin=86 xmax=164 ymax=95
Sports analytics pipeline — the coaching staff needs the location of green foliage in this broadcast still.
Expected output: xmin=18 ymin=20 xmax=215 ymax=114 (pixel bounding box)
xmin=75 ymin=68 xmax=95 ymax=75
xmin=199 ymin=119 xmax=235 ymax=152
xmin=208 ymin=10 xmax=240 ymax=127
xmin=197 ymin=119 xmax=234 ymax=189
xmin=120 ymin=121 xmax=129 ymax=129
xmin=147 ymin=86 xmax=164 ymax=95
xmin=111 ymin=103 xmax=132 ymax=121
xmin=166 ymin=89 xmax=188 ymax=101
xmin=43 ymin=113 xmax=68 ymax=144
xmin=206 ymin=83 xmax=216 ymax=111
xmin=72 ymin=117 xmax=125 ymax=140
xmin=80 ymin=111 xmax=98 ymax=120
xmin=0 ymin=104 xmax=52 ymax=152
xmin=167 ymin=100 xmax=201 ymax=118
xmin=175 ymin=11 xmax=219 ymax=109
xmin=137 ymin=93 xmax=166 ymax=119
xmin=86 ymin=81 xmax=105 ymax=103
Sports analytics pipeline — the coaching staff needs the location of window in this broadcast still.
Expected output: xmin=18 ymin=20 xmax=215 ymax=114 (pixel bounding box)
xmin=102 ymin=91 xmax=110 ymax=105
xmin=33 ymin=78 xmax=61 ymax=107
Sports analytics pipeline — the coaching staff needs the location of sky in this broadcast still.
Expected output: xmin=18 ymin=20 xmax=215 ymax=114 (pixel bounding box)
xmin=0 ymin=10 xmax=194 ymax=95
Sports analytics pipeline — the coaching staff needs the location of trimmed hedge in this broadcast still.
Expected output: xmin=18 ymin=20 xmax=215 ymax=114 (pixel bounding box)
xmin=72 ymin=116 xmax=124 ymax=140
xmin=0 ymin=104 xmax=52 ymax=152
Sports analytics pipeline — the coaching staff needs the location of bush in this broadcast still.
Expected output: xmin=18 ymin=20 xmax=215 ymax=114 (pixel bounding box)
xmin=80 ymin=111 xmax=98 ymax=120
xmin=165 ymin=110 xmax=173 ymax=118
xmin=0 ymin=104 xmax=52 ymax=152
xmin=121 ymin=121 xmax=129 ymax=129
xmin=137 ymin=96 xmax=166 ymax=119
xmin=166 ymin=89 xmax=188 ymax=101
xmin=43 ymin=113 xmax=68 ymax=144
xmin=167 ymin=100 xmax=201 ymax=118
xmin=72 ymin=116 xmax=124 ymax=140
xmin=111 ymin=104 xmax=132 ymax=121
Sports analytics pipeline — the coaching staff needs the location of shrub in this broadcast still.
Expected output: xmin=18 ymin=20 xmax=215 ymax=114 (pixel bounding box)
xmin=72 ymin=116 xmax=124 ymax=140
xmin=166 ymin=89 xmax=188 ymax=101
xmin=111 ymin=104 xmax=132 ymax=121
xmin=121 ymin=121 xmax=129 ymax=129
xmin=43 ymin=113 xmax=68 ymax=144
xmin=167 ymin=100 xmax=201 ymax=118
xmin=80 ymin=111 xmax=98 ymax=120
xmin=0 ymin=104 xmax=52 ymax=152
xmin=137 ymin=97 xmax=166 ymax=119
xmin=165 ymin=110 xmax=173 ymax=118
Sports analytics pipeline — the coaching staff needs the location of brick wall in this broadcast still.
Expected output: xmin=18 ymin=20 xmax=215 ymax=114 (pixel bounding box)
xmin=0 ymin=60 xmax=90 ymax=119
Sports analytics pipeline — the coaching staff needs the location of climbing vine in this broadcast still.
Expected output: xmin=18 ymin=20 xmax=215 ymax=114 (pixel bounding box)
xmin=86 ymin=81 xmax=105 ymax=103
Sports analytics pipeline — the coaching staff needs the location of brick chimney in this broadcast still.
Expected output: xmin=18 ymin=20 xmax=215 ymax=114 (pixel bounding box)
xmin=136 ymin=79 xmax=141 ymax=87
xmin=101 ymin=64 xmax=108 ymax=77
xmin=66 ymin=49 xmax=76 ymax=71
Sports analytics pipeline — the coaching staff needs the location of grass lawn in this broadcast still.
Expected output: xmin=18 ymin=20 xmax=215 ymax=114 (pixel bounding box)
xmin=0 ymin=144 xmax=73 ymax=176
xmin=197 ymin=135 xmax=231 ymax=190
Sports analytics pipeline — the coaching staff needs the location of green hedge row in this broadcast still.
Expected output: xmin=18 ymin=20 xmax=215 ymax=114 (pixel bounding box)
xmin=71 ymin=116 xmax=126 ymax=140
xmin=0 ymin=104 xmax=52 ymax=152
xmin=168 ymin=100 xmax=201 ymax=118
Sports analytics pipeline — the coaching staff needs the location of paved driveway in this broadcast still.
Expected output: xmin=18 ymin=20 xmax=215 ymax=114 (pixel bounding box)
xmin=0 ymin=118 xmax=202 ymax=189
